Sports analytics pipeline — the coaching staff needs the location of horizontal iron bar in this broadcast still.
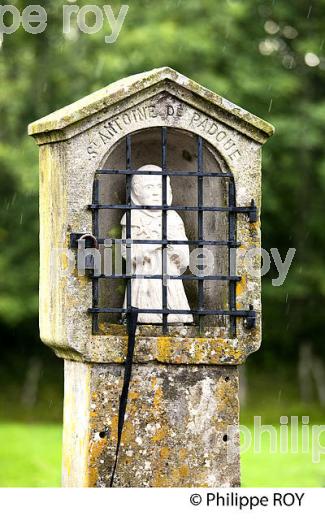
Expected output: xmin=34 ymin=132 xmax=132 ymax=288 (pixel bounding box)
xmin=90 ymin=274 xmax=241 ymax=281
xmin=70 ymin=235 xmax=241 ymax=248
xmin=88 ymin=204 xmax=252 ymax=213
xmin=88 ymin=307 xmax=253 ymax=316
xmin=96 ymin=169 xmax=233 ymax=178
xmin=95 ymin=238 xmax=240 ymax=247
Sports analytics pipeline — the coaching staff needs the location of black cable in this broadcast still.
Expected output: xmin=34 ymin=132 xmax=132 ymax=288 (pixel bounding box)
xmin=109 ymin=307 xmax=138 ymax=487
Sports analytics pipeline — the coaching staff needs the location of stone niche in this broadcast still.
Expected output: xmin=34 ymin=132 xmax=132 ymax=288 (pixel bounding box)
xmin=98 ymin=125 xmax=229 ymax=330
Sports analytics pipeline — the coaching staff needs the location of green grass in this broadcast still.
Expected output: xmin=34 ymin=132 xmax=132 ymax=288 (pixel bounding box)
xmin=241 ymin=424 xmax=325 ymax=487
xmin=0 ymin=423 xmax=61 ymax=487
xmin=1 ymin=422 xmax=325 ymax=486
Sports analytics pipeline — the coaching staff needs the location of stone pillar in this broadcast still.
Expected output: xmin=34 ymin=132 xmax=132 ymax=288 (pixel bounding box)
xmin=62 ymin=361 xmax=240 ymax=487
xmin=28 ymin=67 xmax=274 ymax=487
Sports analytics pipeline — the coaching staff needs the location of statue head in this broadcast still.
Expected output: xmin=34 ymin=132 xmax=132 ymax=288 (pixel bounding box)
xmin=131 ymin=165 xmax=172 ymax=207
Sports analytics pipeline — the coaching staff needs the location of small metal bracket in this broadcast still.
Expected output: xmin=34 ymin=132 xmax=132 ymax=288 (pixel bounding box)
xmin=244 ymin=305 xmax=256 ymax=329
xmin=249 ymin=199 xmax=258 ymax=223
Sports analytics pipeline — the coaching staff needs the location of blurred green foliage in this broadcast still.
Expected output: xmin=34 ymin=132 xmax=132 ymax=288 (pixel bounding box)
xmin=0 ymin=0 xmax=324 ymax=413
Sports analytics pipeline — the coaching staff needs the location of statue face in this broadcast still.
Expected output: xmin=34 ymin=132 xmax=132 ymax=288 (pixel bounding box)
xmin=132 ymin=174 xmax=172 ymax=206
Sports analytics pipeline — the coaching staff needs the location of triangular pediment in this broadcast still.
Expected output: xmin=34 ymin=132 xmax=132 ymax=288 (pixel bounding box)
xmin=28 ymin=67 xmax=274 ymax=143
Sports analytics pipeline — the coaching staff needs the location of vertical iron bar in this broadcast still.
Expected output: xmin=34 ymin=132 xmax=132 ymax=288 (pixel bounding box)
xmin=161 ymin=127 xmax=168 ymax=334
xmin=228 ymin=179 xmax=236 ymax=336
xmin=92 ymin=176 xmax=99 ymax=334
xmin=197 ymin=136 xmax=204 ymax=334
xmin=126 ymin=135 xmax=132 ymax=313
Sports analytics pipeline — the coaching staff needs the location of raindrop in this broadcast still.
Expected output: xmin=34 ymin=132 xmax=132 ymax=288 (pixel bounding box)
xmin=268 ymin=98 xmax=273 ymax=112
xmin=307 ymin=5 xmax=312 ymax=18
xmin=304 ymin=52 xmax=320 ymax=67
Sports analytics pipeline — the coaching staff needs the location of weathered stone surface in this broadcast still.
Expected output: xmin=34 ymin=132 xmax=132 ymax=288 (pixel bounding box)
xmin=62 ymin=360 xmax=240 ymax=487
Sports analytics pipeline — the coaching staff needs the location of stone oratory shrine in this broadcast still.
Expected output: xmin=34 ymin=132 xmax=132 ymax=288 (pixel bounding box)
xmin=29 ymin=67 xmax=274 ymax=487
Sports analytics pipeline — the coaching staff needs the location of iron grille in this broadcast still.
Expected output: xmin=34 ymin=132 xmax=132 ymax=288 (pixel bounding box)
xmin=73 ymin=127 xmax=257 ymax=336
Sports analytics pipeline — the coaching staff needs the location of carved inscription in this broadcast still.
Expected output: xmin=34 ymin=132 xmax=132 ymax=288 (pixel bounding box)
xmin=87 ymin=102 xmax=241 ymax=161
xmin=87 ymin=104 xmax=160 ymax=159
xmin=189 ymin=112 xmax=241 ymax=161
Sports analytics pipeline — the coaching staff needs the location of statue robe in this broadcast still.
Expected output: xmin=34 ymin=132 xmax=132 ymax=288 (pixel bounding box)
xmin=121 ymin=209 xmax=193 ymax=323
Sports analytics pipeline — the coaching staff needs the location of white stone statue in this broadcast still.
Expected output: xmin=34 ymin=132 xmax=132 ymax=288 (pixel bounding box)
xmin=121 ymin=165 xmax=193 ymax=324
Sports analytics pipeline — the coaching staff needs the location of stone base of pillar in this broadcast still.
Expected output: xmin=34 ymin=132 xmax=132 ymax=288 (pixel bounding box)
xmin=62 ymin=360 xmax=240 ymax=487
